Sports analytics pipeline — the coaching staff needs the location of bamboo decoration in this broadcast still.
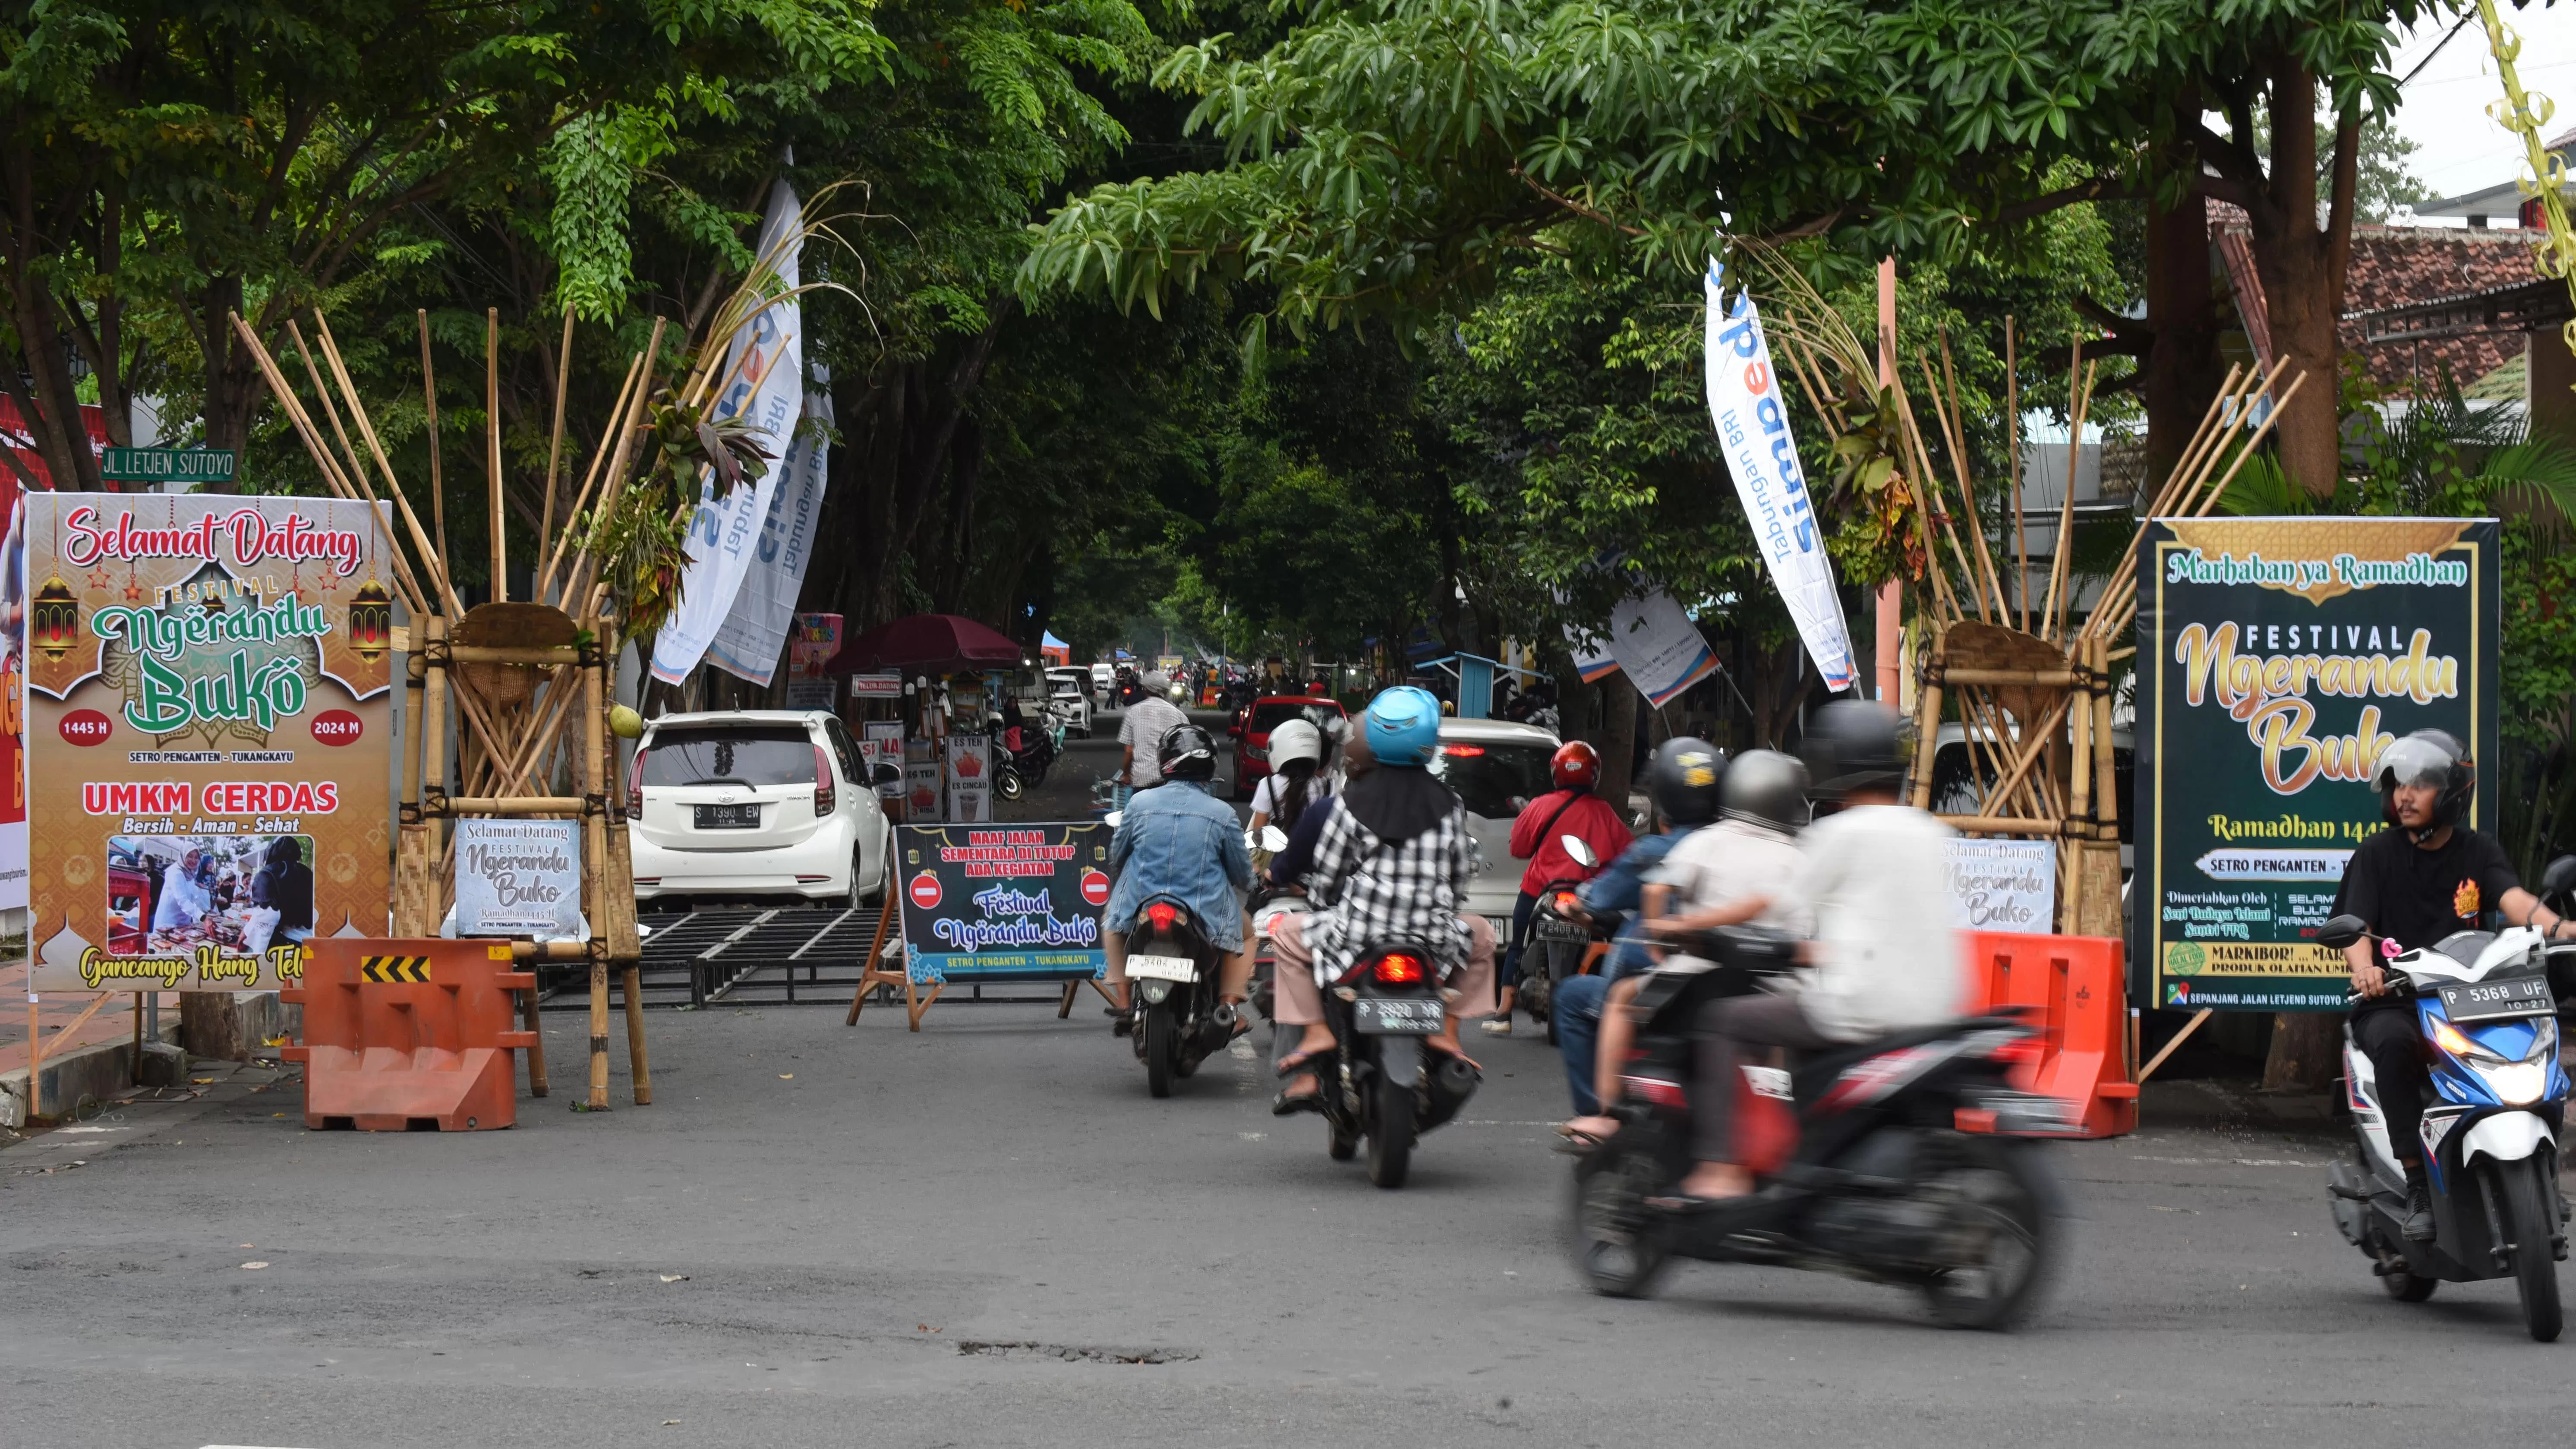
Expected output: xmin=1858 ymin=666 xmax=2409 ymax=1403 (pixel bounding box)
xmin=1743 ymin=240 xmax=2305 ymax=938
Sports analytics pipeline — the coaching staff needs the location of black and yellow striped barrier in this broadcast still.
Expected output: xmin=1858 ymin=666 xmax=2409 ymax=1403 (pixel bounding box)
xmin=359 ymin=955 xmax=433 ymax=984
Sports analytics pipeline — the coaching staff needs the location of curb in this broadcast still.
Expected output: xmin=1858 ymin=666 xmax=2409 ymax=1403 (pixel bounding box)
xmin=0 ymin=1023 xmax=180 ymax=1129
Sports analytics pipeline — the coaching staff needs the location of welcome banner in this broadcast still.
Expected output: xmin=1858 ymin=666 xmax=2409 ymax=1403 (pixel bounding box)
xmin=22 ymin=495 xmax=396 ymax=992
xmin=2135 ymin=517 xmax=2498 ymax=1011
xmin=1703 ymin=256 xmax=1859 ymax=693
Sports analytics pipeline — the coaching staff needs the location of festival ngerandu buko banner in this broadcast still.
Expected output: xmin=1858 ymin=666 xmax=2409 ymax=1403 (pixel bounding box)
xmin=2135 ymin=517 xmax=2499 ymax=1011
xmin=20 ymin=495 xmax=397 ymax=994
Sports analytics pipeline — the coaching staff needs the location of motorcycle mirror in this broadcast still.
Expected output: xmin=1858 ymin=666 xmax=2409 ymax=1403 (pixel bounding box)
xmin=1104 ymin=810 xmax=1125 ymax=828
xmin=1561 ymin=835 xmax=1597 ymax=869
xmin=2540 ymin=855 xmax=2576 ymax=903
xmin=1261 ymin=825 xmax=1290 ymax=852
xmin=2315 ymin=913 xmax=2370 ymax=951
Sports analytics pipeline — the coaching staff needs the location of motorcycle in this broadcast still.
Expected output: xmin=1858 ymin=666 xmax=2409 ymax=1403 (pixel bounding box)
xmin=1118 ymin=893 xmax=1244 ymax=1099
xmin=992 ymin=711 xmax=1066 ymax=804
xmin=2317 ymin=871 xmax=2574 ymax=1342
xmin=1525 ymin=834 xmax=1616 ymax=1043
xmin=1566 ymin=925 xmax=2072 ymax=1329
xmin=1247 ymin=824 xmax=1303 ymax=1023
xmin=1286 ymin=937 xmax=1482 ymax=1189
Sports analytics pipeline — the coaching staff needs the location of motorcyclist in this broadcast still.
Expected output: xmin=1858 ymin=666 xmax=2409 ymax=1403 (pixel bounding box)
xmin=1264 ymin=687 xmax=1497 ymax=1111
xmin=1103 ymin=723 xmax=1255 ymax=1029
xmin=1655 ymin=700 xmax=1964 ymax=1208
xmin=1491 ymin=739 xmax=1634 ymax=1035
xmin=1549 ymin=737 xmax=1722 ymax=1136
xmin=1249 ymin=718 xmax=1331 ymax=839
xmin=2333 ymin=728 xmax=2576 ymax=1240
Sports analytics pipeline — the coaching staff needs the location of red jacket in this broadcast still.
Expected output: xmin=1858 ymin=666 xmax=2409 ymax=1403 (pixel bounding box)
xmin=1510 ymin=788 xmax=1633 ymax=895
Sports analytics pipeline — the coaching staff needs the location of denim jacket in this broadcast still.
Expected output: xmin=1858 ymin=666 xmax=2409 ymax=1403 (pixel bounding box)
xmin=1107 ymin=780 xmax=1252 ymax=950
xmin=1579 ymin=827 xmax=1682 ymax=982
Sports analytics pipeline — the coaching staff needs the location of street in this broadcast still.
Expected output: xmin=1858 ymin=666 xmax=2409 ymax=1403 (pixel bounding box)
xmin=8 ymin=967 xmax=2576 ymax=1446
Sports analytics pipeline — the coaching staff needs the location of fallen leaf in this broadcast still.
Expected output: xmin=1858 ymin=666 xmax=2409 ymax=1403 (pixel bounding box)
xmin=779 ymin=1073 xmax=793 ymax=1080
xmin=663 ymin=1421 xmax=681 ymax=1428
xmin=659 ymin=1274 xmax=690 ymax=1283
xmin=241 ymin=1244 xmax=255 ymax=1249
xmin=242 ymin=1261 xmax=269 ymax=1270
xmin=190 ymin=1077 xmax=213 ymax=1085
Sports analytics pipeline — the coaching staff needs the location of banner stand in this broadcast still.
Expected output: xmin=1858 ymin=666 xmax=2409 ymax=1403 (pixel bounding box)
xmin=844 ymin=822 xmax=1116 ymax=1031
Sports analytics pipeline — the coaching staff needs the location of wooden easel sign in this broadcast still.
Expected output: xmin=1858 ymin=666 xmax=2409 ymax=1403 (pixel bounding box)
xmin=848 ymin=821 xmax=1113 ymax=1030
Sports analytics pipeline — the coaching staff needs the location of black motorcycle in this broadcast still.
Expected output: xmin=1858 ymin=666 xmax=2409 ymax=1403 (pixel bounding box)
xmin=992 ymin=714 xmax=1061 ymax=803
xmin=1119 ymin=896 xmax=1242 ymax=1098
xmin=1567 ymin=926 xmax=2072 ymax=1329
xmin=1285 ymin=938 xmax=1480 ymax=1188
xmin=1526 ymin=835 xmax=1617 ymax=1043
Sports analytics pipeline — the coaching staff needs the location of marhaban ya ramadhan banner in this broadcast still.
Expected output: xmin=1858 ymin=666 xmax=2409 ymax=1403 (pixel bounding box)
xmin=22 ymin=495 xmax=397 ymax=992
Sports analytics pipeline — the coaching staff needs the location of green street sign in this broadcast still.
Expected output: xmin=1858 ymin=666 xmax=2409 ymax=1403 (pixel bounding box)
xmin=101 ymin=447 xmax=236 ymax=485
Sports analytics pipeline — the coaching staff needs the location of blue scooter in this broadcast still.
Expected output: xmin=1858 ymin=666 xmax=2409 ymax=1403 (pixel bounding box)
xmin=2319 ymin=862 xmax=2575 ymax=1342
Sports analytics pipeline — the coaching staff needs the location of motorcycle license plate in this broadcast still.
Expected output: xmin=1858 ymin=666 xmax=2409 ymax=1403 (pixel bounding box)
xmin=2437 ymin=976 xmax=2554 ymax=1023
xmin=1126 ymin=953 xmax=1197 ymax=983
xmin=1535 ymin=917 xmax=1588 ymax=941
xmin=1353 ymin=998 xmax=1442 ymax=1034
xmin=693 ymin=803 xmax=760 ymax=829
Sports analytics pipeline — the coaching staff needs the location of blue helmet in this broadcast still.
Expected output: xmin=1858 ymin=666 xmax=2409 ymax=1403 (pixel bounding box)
xmin=1365 ymin=686 xmax=1441 ymax=767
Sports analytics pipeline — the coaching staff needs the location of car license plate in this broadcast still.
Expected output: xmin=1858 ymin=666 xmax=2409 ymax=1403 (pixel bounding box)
xmin=1126 ymin=953 xmax=1196 ymax=983
xmin=1353 ymin=998 xmax=1442 ymax=1034
xmin=694 ymin=803 xmax=761 ymax=829
xmin=1535 ymin=917 xmax=1588 ymax=941
xmin=2437 ymin=975 xmax=2555 ymax=1023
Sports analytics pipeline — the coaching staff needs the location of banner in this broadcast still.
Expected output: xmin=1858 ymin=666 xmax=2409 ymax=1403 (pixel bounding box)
xmin=650 ymin=179 xmax=805 ymax=684
xmin=2135 ymin=518 xmax=2498 ymax=1011
xmin=1942 ymin=838 xmax=2056 ymax=935
xmin=1566 ymin=587 xmax=1718 ymax=707
xmin=453 ymin=819 xmax=583 ymax=939
xmin=0 ymin=491 xmax=29 ymax=911
xmin=946 ymin=733 xmax=991 ymax=824
xmin=1704 ymin=257 xmax=1859 ymax=693
xmin=706 ymin=388 xmax=832 ymax=685
xmin=848 ymin=670 xmax=902 ymax=699
xmin=892 ymin=822 xmax=1109 ymax=984
xmin=861 ymin=720 xmax=904 ymax=800
xmin=23 ymin=495 xmax=396 ymax=991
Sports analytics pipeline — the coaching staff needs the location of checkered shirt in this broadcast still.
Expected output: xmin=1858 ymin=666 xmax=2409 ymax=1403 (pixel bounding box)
xmin=1302 ymin=797 xmax=1482 ymax=986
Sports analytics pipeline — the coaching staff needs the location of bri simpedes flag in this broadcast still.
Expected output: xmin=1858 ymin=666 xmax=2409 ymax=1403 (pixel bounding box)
xmin=1704 ymin=256 xmax=1859 ymax=693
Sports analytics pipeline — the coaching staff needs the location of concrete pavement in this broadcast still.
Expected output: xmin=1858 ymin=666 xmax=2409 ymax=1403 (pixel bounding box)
xmin=7 ymin=991 xmax=2576 ymax=1448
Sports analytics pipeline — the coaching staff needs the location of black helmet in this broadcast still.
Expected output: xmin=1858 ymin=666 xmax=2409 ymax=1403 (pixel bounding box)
xmin=1157 ymin=723 xmax=1218 ymax=782
xmin=1722 ymin=749 xmax=1810 ymax=833
xmin=2374 ymin=729 xmax=2473 ymax=837
xmin=1648 ymin=738 xmax=1727 ymax=826
xmin=1800 ymin=698 xmax=1905 ymax=801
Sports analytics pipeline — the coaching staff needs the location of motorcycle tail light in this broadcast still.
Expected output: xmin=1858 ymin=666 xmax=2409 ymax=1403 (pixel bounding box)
xmin=1372 ymin=952 xmax=1426 ymax=985
xmin=1146 ymin=902 xmax=1182 ymax=932
xmin=813 ymin=744 xmax=836 ymax=815
xmin=1550 ymin=891 xmax=1581 ymax=914
xmin=1623 ymin=1074 xmax=1687 ymax=1108
xmin=626 ymin=748 xmax=646 ymax=815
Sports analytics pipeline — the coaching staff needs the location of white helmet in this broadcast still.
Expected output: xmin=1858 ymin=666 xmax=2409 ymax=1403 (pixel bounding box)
xmin=1268 ymin=719 xmax=1325 ymax=769
xmin=1141 ymin=670 xmax=1170 ymax=691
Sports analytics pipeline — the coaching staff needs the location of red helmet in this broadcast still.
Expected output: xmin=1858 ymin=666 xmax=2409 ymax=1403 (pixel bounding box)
xmin=1550 ymin=740 xmax=1602 ymax=789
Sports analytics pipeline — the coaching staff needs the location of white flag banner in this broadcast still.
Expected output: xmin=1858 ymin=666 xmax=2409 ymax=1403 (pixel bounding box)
xmin=706 ymin=386 xmax=832 ymax=685
xmin=1704 ymin=256 xmax=1859 ymax=693
xmin=651 ymin=180 xmax=805 ymax=684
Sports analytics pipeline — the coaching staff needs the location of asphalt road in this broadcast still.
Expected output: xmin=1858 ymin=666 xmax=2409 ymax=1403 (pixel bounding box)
xmin=9 ymin=707 xmax=2575 ymax=1446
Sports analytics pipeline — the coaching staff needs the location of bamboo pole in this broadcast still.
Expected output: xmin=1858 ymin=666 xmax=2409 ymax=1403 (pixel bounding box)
xmin=420 ymin=311 xmax=448 ymax=569
xmin=582 ymin=631 xmax=612 ymax=1110
xmin=2007 ymin=316 xmax=2027 ymax=633
xmin=487 ymin=308 xmax=506 ymax=602
xmin=558 ymin=318 xmax=672 ymax=608
xmin=280 ymin=325 xmax=434 ymax=620
xmin=308 ymin=313 xmax=463 ymax=615
xmin=1936 ymin=332 xmax=2011 ymax=622
xmin=539 ymin=306 xmax=575 ymax=584
xmin=536 ymin=348 xmax=646 ymax=595
xmin=2039 ymin=353 xmax=2094 ymax=641
xmin=421 ymin=616 xmax=450 ymax=857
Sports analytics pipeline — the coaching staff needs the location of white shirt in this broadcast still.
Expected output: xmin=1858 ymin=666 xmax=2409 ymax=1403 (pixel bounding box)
xmin=1117 ymin=697 xmax=1192 ymax=786
xmin=1249 ymin=771 xmax=1330 ymax=820
xmin=1790 ymin=804 xmax=1966 ymax=1042
xmin=154 ymin=867 xmax=211 ymax=931
xmin=1651 ymin=818 xmax=1813 ymax=941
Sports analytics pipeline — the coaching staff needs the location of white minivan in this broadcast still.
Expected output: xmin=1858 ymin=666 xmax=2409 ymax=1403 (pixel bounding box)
xmin=627 ymin=710 xmax=894 ymax=908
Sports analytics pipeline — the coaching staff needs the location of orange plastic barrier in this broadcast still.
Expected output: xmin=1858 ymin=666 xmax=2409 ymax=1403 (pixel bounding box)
xmin=1961 ymin=931 xmax=2138 ymax=1138
xmin=281 ymin=938 xmax=537 ymax=1131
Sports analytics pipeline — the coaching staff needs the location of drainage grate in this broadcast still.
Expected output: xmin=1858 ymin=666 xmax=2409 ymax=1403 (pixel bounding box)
xmin=954 ymin=1340 xmax=1198 ymax=1364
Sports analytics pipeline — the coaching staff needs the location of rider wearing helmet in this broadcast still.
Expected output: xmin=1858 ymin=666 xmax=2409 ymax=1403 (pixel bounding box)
xmin=1492 ymin=739 xmax=1635 ymax=1035
xmin=1103 ymin=723 xmax=1255 ymax=1028
xmin=1550 ymin=738 xmax=1728 ymax=1141
xmin=1249 ymin=717 xmax=1331 ymax=840
xmin=1654 ymin=700 xmax=1965 ymax=1208
xmin=1264 ymin=687 xmax=1498 ymax=1110
xmin=1116 ymin=672 xmax=1192 ymax=794
xmin=2335 ymin=728 xmax=2576 ymax=1239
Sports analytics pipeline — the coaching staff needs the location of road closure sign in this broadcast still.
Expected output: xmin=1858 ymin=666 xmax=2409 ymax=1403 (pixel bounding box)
xmin=893 ymin=822 xmax=1109 ymax=985
xmin=2135 ymin=518 xmax=2497 ymax=1011
xmin=22 ymin=495 xmax=397 ymax=992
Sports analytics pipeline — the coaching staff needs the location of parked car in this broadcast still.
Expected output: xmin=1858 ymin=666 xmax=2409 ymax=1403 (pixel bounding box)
xmin=1047 ymin=666 xmax=1096 ymax=705
xmin=1047 ymin=677 xmax=1094 ymax=737
xmin=1227 ymin=695 xmax=1346 ymax=802
xmin=1090 ymin=661 xmax=1115 ymax=697
xmin=1428 ymin=716 xmax=1564 ymax=933
xmin=627 ymin=710 xmax=896 ymax=909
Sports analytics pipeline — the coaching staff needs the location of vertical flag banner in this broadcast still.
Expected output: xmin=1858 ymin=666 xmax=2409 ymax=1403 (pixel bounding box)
xmin=22 ymin=495 xmax=396 ymax=991
xmin=651 ymin=180 xmax=805 ymax=684
xmin=707 ymin=386 xmax=833 ymax=686
xmin=1704 ymin=256 xmax=1859 ymax=692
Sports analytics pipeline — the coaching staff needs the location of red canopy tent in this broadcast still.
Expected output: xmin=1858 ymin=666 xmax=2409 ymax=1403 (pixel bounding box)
xmin=823 ymin=612 xmax=1025 ymax=675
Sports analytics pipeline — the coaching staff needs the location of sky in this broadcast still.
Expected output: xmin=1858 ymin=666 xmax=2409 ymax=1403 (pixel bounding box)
xmin=2387 ymin=2 xmax=2576 ymax=210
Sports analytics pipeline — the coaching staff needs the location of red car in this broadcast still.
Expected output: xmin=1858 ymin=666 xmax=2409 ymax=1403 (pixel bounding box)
xmin=1228 ymin=695 xmax=1345 ymax=802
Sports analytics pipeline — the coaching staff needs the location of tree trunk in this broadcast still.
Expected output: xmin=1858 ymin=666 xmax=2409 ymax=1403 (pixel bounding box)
xmin=2232 ymin=56 xmax=2360 ymax=499
xmin=179 ymin=993 xmax=252 ymax=1063
xmin=2262 ymin=1012 xmax=2341 ymax=1092
xmin=2141 ymin=163 xmax=2224 ymax=489
xmin=1596 ymin=681 xmax=1638 ymax=819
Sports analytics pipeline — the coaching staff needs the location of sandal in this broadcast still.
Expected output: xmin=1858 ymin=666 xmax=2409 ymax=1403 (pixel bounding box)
xmin=1478 ymin=1018 xmax=1512 ymax=1037
xmin=1271 ymin=1086 xmax=1323 ymax=1117
xmin=1274 ymin=1045 xmax=1333 ymax=1078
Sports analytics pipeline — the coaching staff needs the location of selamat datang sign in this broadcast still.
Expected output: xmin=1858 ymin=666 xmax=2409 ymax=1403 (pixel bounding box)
xmin=2134 ymin=518 xmax=2497 ymax=1012
xmin=22 ymin=496 xmax=396 ymax=993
